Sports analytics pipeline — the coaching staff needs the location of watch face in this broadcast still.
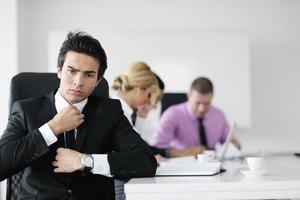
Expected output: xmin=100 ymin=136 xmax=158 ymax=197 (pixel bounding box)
xmin=83 ymin=155 xmax=93 ymax=168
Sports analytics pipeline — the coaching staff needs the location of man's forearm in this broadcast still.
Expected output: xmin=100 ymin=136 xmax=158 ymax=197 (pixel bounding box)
xmin=169 ymin=145 xmax=205 ymax=157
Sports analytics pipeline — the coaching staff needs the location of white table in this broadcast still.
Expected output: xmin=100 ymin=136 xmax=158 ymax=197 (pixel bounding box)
xmin=125 ymin=155 xmax=300 ymax=200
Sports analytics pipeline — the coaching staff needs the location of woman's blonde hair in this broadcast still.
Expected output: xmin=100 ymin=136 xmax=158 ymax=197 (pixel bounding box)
xmin=112 ymin=61 xmax=160 ymax=107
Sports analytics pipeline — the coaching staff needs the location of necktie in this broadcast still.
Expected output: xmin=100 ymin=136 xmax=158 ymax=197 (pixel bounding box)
xmin=131 ymin=112 xmax=137 ymax=126
xmin=65 ymin=129 xmax=76 ymax=149
xmin=198 ymin=118 xmax=207 ymax=148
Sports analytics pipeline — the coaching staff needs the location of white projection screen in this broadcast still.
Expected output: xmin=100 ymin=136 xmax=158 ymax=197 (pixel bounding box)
xmin=48 ymin=31 xmax=251 ymax=128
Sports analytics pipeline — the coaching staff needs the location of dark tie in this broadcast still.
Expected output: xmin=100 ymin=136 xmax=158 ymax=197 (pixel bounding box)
xmin=131 ymin=112 xmax=137 ymax=126
xmin=65 ymin=129 xmax=76 ymax=149
xmin=198 ymin=118 xmax=207 ymax=148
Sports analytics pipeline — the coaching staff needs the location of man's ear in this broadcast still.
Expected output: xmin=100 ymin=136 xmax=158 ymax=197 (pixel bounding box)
xmin=187 ymin=91 xmax=191 ymax=100
xmin=57 ymin=66 xmax=62 ymax=79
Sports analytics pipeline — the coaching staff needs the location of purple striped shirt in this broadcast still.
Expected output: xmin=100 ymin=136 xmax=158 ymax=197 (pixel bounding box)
xmin=151 ymin=102 xmax=229 ymax=150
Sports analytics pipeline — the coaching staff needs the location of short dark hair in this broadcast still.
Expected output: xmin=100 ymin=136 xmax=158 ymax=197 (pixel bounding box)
xmin=190 ymin=77 xmax=213 ymax=94
xmin=154 ymin=74 xmax=165 ymax=91
xmin=57 ymin=31 xmax=107 ymax=80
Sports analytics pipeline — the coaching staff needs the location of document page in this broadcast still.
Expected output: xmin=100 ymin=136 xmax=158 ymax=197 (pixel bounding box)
xmin=156 ymin=158 xmax=221 ymax=176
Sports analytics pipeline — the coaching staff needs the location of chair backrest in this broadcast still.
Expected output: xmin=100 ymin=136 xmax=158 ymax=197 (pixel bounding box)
xmin=6 ymin=72 xmax=109 ymax=200
xmin=161 ymin=93 xmax=187 ymax=114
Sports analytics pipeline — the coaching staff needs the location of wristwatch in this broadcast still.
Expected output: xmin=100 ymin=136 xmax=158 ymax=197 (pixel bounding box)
xmin=81 ymin=154 xmax=94 ymax=173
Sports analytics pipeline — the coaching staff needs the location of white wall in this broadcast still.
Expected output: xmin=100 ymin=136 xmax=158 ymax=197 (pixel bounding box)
xmin=98 ymin=32 xmax=251 ymax=128
xmin=0 ymin=0 xmax=18 ymax=199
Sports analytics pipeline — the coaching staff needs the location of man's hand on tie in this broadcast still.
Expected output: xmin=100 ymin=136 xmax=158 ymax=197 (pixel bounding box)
xmin=48 ymin=105 xmax=84 ymax=136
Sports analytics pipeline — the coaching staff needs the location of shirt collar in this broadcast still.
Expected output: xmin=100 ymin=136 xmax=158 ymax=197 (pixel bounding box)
xmin=55 ymin=90 xmax=88 ymax=112
xmin=119 ymin=97 xmax=134 ymax=117
xmin=110 ymin=91 xmax=134 ymax=122
xmin=185 ymin=102 xmax=210 ymax=121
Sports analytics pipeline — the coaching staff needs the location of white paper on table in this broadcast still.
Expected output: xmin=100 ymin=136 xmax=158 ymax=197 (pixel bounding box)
xmin=156 ymin=160 xmax=221 ymax=176
xmin=215 ymin=142 xmax=242 ymax=159
xmin=161 ymin=156 xmax=196 ymax=164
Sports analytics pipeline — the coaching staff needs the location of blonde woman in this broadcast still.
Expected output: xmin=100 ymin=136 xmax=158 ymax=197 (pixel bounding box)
xmin=111 ymin=61 xmax=161 ymax=200
xmin=111 ymin=61 xmax=160 ymax=126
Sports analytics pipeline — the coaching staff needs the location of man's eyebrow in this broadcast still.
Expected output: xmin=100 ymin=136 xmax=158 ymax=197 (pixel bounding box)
xmin=67 ymin=66 xmax=96 ymax=74
xmin=67 ymin=66 xmax=79 ymax=71
xmin=84 ymin=71 xmax=97 ymax=74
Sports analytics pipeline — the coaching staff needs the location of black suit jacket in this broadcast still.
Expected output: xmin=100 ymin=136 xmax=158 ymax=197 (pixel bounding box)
xmin=0 ymin=91 xmax=157 ymax=200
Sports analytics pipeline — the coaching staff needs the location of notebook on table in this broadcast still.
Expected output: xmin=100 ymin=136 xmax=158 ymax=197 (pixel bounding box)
xmin=156 ymin=157 xmax=223 ymax=176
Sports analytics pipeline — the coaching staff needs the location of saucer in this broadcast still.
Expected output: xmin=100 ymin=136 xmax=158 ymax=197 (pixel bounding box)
xmin=240 ymin=169 xmax=268 ymax=176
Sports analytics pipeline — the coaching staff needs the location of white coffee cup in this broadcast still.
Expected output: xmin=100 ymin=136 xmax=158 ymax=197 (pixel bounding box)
xmin=203 ymin=150 xmax=215 ymax=161
xmin=247 ymin=157 xmax=267 ymax=172
xmin=197 ymin=154 xmax=209 ymax=163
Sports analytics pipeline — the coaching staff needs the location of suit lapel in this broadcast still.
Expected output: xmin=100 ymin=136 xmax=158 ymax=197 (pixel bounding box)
xmin=76 ymin=96 xmax=98 ymax=150
xmin=41 ymin=90 xmax=66 ymax=148
xmin=41 ymin=91 xmax=57 ymax=122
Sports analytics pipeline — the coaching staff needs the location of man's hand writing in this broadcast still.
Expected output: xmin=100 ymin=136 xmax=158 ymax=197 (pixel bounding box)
xmin=170 ymin=145 xmax=206 ymax=157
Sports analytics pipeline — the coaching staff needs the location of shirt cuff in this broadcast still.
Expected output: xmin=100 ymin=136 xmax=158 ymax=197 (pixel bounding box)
xmin=92 ymin=154 xmax=112 ymax=177
xmin=39 ymin=123 xmax=57 ymax=146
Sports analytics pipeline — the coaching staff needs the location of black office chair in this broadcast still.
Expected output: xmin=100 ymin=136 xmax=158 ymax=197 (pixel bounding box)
xmin=161 ymin=93 xmax=187 ymax=114
xmin=6 ymin=72 xmax=109 ymax=200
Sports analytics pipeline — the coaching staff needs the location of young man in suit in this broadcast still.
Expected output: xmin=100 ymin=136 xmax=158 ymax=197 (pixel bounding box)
xmin=0 ymin=31 xmax=157 ymax=200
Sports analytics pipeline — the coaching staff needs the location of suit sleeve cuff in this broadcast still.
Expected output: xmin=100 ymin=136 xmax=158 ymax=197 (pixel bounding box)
xmin=92 ymin=154 xmax=112 ymax=177
xmin=39 ymin=123 xmax=57 ymax=146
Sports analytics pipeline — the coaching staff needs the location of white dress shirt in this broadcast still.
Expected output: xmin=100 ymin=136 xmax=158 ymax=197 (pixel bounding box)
xmin=39 ymin=90 xmax=111 ymax=176
xmin=135 ymin=101 xmax=162 ymax=144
